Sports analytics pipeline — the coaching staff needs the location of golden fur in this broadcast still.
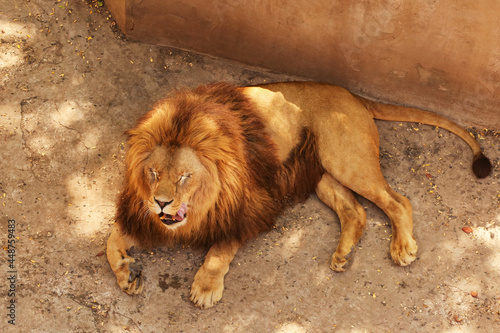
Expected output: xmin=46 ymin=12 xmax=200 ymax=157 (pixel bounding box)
xmin=115 ymin=83 xmax=322 ymax=248
xmin=107 ymin=82 xmax=491 ymax=308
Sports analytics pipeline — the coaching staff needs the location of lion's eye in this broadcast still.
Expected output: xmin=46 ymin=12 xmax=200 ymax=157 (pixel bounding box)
xmin=149 ymin=168 xmax=158 ymax=181
xmin=178 ymin=173 xmax=192 ymax=185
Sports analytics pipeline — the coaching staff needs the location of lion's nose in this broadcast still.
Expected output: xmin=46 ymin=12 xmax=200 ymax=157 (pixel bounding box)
xmin=155 ymin=198 xmax=173 ymax=208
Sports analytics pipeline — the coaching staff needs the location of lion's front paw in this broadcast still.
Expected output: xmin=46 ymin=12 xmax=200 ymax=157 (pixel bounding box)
xmin=330 ymin=252 xmax=349 ymax=272
xmin=390 ymin=236 xmax=418 ymax=266
xmin=190 ymin=269 xmax=224 ymax=309
xmin=116 ymin=258 xmax=144 ymax=295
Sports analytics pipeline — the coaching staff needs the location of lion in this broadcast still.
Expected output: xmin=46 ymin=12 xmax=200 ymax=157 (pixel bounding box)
xmin=106 ymin=82 xmax=491 ymax=308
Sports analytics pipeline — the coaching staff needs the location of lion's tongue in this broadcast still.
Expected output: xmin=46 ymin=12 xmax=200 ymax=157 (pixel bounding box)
xmin=173 ymin=203 xmax=187 ymax=221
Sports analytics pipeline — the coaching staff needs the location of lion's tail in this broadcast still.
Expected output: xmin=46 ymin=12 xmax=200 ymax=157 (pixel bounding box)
xmin=357 ymin=96 xmax=492 ymax=178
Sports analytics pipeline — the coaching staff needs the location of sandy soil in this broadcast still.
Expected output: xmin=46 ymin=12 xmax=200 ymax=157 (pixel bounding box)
xmin=1 ymin=1 xmax=499 ymax=332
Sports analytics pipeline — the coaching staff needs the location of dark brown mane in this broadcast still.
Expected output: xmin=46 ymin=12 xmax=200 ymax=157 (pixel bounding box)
xmin=116 ymin=83 xmax=324 ymax=249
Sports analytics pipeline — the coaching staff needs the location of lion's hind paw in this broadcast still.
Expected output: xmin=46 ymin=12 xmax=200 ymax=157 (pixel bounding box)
xmin=330 ymin=253 xmax=351 ymax=272
xmin=390 ymin=237 xmax=418 ymax=266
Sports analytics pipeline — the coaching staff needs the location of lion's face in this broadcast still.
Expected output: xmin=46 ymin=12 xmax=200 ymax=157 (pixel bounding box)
xmin=142 ymin=145 xmax=214 ymax=229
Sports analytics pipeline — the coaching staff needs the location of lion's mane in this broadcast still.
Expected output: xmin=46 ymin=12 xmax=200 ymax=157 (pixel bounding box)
xmin=115 ymin=83 xmax=324 ymax=248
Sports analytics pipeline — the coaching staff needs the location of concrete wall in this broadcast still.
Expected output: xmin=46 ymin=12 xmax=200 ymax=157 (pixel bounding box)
xmin=106 ymin=0 xmax=500 ymax=129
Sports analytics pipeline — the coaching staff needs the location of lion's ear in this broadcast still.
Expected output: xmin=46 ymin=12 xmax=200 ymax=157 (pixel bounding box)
xmin=125 ymin=128 xmax=141 ymax=143
xmin=125 ymin=110 xmax=156 ymax=142
xmin=125 ymin=129 xmax=135 ymax=139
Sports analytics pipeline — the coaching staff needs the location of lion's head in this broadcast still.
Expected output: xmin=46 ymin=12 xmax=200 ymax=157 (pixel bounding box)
xmin=143 ymin=145 xmax=214 ymax=229
xmin=119 ymin=95 xmax=228 ymax=241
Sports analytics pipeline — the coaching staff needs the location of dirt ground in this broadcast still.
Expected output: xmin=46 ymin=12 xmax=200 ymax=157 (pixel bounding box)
xmin=1 ymin=1 xmax=500 ymax=332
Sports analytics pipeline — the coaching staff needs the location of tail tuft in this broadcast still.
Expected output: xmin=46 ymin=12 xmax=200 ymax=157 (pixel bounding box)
xmin=472 ymin=152 xmax=492 ymax=178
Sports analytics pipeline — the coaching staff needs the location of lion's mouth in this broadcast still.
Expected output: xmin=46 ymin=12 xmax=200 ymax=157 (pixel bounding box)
xmin=159 ymin=203 xmax=187 ymax=226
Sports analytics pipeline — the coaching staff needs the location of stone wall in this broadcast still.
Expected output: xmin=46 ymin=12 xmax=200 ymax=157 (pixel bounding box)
xmin=106 ymin=0 xmax=500 ymax=129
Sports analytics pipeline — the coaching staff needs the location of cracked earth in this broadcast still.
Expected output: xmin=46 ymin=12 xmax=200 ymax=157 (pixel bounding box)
xmin=1 ymin=1 xmax=500 ymax=332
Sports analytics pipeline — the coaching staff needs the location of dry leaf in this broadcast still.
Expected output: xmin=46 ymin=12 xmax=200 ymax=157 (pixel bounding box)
xmin=462 ymin=227 xmax=473 ymax=234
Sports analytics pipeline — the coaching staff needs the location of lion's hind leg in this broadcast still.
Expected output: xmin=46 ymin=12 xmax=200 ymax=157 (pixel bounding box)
xmin=313 ymin=110 xmax=417 ymax=267
xmin=319 ymin=157 xmax=418 ymax=267
xmin=106 ymin=225 xmax=144 ymax=295
xmin=316 ymin=173 xmax=367 ymax=272
xmin=372 ymin=186 xmax=418 ymax=266
xmin=328 ymin=168 xmax=418 ymax=266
